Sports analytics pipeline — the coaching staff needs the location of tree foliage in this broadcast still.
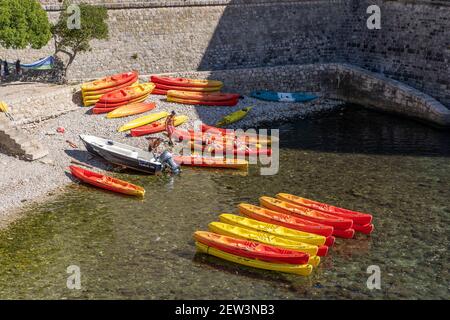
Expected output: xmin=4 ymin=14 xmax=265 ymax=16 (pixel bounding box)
xmin=52 ymin=0 xmax=109 ymax=76
xmin=0 ymin=0 xmax=52 ymax=49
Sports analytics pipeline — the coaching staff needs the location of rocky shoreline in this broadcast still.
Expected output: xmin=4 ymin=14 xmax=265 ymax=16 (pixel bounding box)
xmin=0 ymin=91 xmax=343 ymax=229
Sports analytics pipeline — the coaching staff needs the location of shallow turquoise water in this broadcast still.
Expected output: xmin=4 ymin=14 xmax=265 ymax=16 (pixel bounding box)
xmin=0 ymin=106 xmax=449 ymax=299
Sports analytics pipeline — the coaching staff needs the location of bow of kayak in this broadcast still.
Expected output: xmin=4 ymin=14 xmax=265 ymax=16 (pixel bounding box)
xmin=194 ymin=231 xmax=312 ymax=265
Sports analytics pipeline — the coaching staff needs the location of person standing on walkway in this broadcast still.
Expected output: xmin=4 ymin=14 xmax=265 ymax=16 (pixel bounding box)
xmin=165 ymin=111 xmax=177 ymax=146
xmin=15 ymin=60 xmax=21 ymax=75
xmin=0 ymin=59 xmax=3 ymax=81
xmin=3 ymin=60 xmax=9 ymax=77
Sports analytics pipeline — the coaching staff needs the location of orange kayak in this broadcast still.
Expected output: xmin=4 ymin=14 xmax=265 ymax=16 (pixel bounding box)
xmin=130 ymin=115 xmax=188 ymax=136
xmin=151 ymin=75 xmax=223 ymax=88
xmin=167 ymin=90 xmax=240 ymax=102
xmin=99 ymin=83 xmax=155 ymax=104
xmin=82 ymin=71 xmax=138 ymax=92
xmin=106 ymin=102 xmax=156 ymax=119
xmin=94 ymin=94 xmax=148 ymax=108
xmin=238 ymin=203 xmax=335 ymax=241
xmin=167 ymin=96 xmax=238 ymax=106
xmin=155 ymin=82 xmax=222 ymax=92
xmin=276 ymin=193 xmax=373 ymax=232
xmin=260 ymin=197 xmax=355 ymax=238
xmin=173 ymin=155 xmax=248 ymax=170
xmin=69 ymin=165 xmax=145 ymax=197
xmin=194 ymin=231 xmax=310 ymax=265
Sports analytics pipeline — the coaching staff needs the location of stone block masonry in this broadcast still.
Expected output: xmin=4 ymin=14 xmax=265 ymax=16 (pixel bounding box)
xmin=0 ymin=114 xmax=48 ymax=161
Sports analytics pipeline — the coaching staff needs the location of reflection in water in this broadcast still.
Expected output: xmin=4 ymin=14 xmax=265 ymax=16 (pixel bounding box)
xmin=0 ymin=106 xmax=448 ymax=299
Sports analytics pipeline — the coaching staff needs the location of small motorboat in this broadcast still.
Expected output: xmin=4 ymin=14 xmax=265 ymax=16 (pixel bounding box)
xmin=79 ymin=135 xmax=163 ymax=174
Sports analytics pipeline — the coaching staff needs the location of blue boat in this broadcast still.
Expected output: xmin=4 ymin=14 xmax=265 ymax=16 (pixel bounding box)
xmin=250 ymin=90 xmax=318 ymax=102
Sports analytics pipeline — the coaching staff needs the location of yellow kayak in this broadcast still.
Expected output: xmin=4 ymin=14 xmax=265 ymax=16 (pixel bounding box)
xmin=195 ymin=242 xmax=313 ymax=276
xmin=208 ymin=222 xmax=319 ymax=257
xmin=0 ymin=101 xmax=9 ymax=113
xmin=219 ymin=214 xmax=327 ymax=246
xmin=215 ymin=106 xmax=254 ymax=127
xmin=118 ymin=111 xmax=169 ymax=132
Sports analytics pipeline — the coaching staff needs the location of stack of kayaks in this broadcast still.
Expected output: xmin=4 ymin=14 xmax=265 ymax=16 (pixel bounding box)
xmin=194 ymin=193 xmax=374 ymax=275
xmin=81 ymin=71 xmax=139 ymax=107
xmin=93 ymin=83 xmax=155 ymax=113
xmin=167 ymin=90 xmax=240 ymax=106
xmin=150 ymin=75 xmax=223 ymax=95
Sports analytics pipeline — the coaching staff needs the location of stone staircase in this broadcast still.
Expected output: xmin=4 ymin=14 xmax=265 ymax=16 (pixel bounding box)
xmin=0 ymin=114 xmax=48 ymax=161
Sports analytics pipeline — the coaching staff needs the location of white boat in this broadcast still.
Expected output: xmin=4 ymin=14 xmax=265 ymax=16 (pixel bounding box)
xmin=80 ymin=135 xmax=163 ymax=174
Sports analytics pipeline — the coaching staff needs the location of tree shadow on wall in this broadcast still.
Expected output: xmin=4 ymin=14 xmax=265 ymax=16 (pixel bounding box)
xmin=0 ymin=56 xmax=65 ymax=85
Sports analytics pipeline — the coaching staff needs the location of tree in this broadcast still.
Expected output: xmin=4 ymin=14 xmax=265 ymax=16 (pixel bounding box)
xmin=52 ymin=0 xmax=109 ymax=78
xmin=0 ymin=0 xmax=52 ymax=49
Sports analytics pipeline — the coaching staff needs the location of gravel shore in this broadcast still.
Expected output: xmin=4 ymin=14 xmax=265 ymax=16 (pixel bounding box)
xmin=0 ymin=93 xmax=343 ymax=228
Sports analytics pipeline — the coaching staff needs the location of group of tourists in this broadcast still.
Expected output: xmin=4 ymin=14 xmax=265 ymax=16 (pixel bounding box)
xmin=0 ymin=59 xmax=22 ymax=80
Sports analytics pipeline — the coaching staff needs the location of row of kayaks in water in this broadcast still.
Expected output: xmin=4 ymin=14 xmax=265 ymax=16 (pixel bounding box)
xmin=194 ymin=195 xmax=374 ymax=275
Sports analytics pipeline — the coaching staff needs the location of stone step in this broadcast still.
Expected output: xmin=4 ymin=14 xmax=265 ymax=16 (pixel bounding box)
xmin=0 ymin=115 xmax=48 ymax=161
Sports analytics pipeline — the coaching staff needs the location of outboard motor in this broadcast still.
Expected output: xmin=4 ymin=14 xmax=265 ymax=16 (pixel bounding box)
xmin=159 ymin=150 xmax=181 ymax=175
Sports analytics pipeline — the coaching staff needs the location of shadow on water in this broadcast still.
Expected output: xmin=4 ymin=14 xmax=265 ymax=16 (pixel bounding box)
xmin=277 ymin=105 xmax=450 ymax=157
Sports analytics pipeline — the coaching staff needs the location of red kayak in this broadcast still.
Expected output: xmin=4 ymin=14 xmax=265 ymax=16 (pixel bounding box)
xmin=239 ymin=203 xmax=335 ymax=239
xmin=353 ymin=223 xmax=374 ymax=234
xmin=167 ymin=96 xmax=238 ymax=106
xmin=152 ymin=88 xmax=168 ymax=95
xmin=92 ymin=106 xmax=119 ymax=114
xmin=276 ymin=193 xmax=373 ymax=226
xmin=201 ymin=123 xmax=229 ymax=135
xmin=192 ymin=142 xmax=272 ymax=157
xmin=154 ymin=82 xmax=222 ymax=92
xmin=94 ymin=94 xmax=148 ymax=108
xmin=130 ymin=115 xmax=188 ymax=137
xmin=69 ymin=165 xmax=145 ymax=197
xmin=151 ymin=75 xmax=223 ymax=88
xmin=194 ymin=231 xmax=310 ymax=264
xmin=167 ymin=90 xmax=240 ymax=102
xmin=260 ymin=197 xmax=354 ymax=239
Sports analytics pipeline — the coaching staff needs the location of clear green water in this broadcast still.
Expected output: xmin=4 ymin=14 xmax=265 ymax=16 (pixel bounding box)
xmin=0 ymin=106 xmax=449 ymax=299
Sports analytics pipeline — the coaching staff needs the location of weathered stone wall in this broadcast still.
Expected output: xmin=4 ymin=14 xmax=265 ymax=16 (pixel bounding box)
xmin=0 ymin=0 xmax=448 ymax=109
xmin=341 ymin=0 xmax=450 ymax=107
xmin=157 ymin=63 xmax=450 ymax=127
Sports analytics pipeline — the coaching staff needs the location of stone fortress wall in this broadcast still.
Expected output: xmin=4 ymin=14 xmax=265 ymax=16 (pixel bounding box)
xmin=0 ymin=0 xmax=449 ymax=108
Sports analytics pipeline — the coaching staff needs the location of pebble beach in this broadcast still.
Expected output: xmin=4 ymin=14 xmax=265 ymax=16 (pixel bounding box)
xmin=0 ymin=93 xmax=343 ymax=228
